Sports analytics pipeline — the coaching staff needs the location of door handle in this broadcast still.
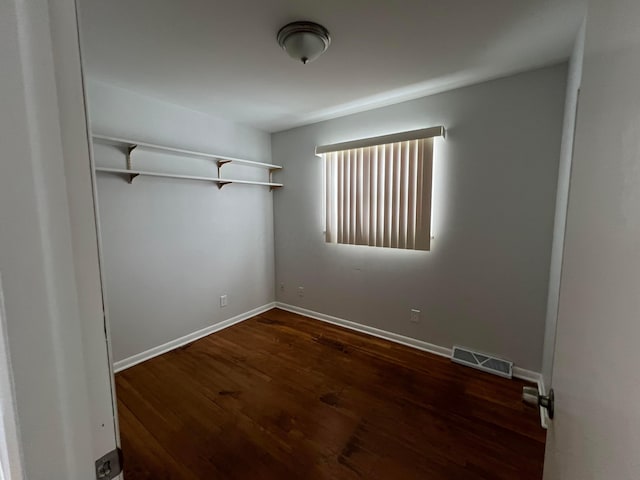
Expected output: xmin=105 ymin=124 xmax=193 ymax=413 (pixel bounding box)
xmin=522 ymin=386 xmax=555 ymax=419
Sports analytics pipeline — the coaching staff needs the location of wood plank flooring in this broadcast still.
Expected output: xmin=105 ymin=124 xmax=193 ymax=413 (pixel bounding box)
xmin=115 ymin=308 xmax=546 ymax=479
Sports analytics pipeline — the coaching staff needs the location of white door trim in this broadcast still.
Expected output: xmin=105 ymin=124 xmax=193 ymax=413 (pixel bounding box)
xmin=0 ymin=275 xmax=25 ymax=480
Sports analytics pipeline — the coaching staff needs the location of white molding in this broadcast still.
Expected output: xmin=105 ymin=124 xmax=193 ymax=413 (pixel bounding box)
xmin=0 ymin=275 xmax=25 ymax=480
xmin=536 ymin=374 xmax=550 ymax=429
xmin=513 ymin=366 xmax=548 ymax=429
xmin=512 ymin=366 xmax=542 ymax=384
xmin=275 ymin=302 xmax=452 ymax=358
xmin=113 ymin=302 xmax=276 ymax=373
xmin=276 ymin=302 xmax=548 ymax=429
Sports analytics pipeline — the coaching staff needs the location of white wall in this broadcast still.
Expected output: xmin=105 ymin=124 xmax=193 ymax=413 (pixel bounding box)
xmin=87 ymin=79 xmax=276 ymax=363
xmin=272 ymin=65 xmax=567 ymax=372
xmin=543 ymin=0 xmax=640 ymax=477
xmin=541 ymin=20 xmax=586 ymax=390
xmin=0 ymin=0 xmax=96 ymax=477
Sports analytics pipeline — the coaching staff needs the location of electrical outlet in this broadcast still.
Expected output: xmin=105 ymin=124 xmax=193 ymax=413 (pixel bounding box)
xmin=410 ymin=309 xmax=420 ymax=323
xmin=280 ymin=283 xmax=285 ymax=292
xmin=297 ymin=286 xmax=304 ymax=297
xmin=220 ymin=295 xmax=228 ymax=307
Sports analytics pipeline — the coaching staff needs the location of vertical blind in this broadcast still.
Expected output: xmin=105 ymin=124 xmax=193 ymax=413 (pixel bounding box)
xmin=322 ymin=137 xmax=434 ymax=251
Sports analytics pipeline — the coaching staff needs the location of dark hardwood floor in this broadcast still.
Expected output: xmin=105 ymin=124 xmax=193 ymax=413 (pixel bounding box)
xmin=115 ymin=308 xmax=546 ymax=479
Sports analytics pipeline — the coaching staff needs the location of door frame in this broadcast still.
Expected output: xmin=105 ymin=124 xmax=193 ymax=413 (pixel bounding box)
xmin=49 ymin=0 xmax=122 ymax=461
xmin=0 ymin=0 xmax=117 ymax=477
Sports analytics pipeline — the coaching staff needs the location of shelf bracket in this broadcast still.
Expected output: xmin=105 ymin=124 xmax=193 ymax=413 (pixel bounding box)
xmin=216 ymin=160 xmax=232 ymax=188
xmin=127 ymin=172 xmax=139 ymax=183
xmin=268 ymin=166 xmax=279 ymax=187
xmin=216 ymin=159 xmax=231 ymax=176
xmin=126 ymin=145 xmax=138 ymax=184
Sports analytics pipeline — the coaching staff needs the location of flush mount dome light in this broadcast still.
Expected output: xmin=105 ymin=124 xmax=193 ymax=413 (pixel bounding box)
xmin=277 ymin=21 xmax=331 ymax=65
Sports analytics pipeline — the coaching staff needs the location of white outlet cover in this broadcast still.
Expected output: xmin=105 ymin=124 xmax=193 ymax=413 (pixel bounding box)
xmin=410 ymin=309 xmax=420 ymax=323
xmin=220 ymin=295 xmax=228 ymax=307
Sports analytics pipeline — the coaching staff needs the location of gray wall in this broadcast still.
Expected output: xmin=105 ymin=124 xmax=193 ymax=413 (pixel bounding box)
xmin=272 ymin=65 xmax=567 ymax=372
xmin=541 ymin=21 xmax=585 ymax=390
xmin=88 ymin=79 xmax=276 ymax=363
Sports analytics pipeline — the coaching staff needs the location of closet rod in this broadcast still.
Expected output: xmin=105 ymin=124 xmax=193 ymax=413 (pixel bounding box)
xmin=95 ymin=167 xmax=283 ymax=189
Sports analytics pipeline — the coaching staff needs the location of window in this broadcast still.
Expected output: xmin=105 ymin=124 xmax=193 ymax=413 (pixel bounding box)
xmin=317 ymin=127 xmax=444 ymax=251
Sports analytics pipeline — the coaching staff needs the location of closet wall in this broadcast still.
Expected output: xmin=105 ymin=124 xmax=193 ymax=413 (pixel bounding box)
xmin=88 ymin=79 xmax=275 ymax=364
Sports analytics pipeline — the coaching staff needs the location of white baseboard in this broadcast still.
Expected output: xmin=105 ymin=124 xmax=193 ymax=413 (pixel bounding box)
xmin=513 ymin=366 xmax=548 ymax=429
xmin=511 ymin=366 xmax=540 ymax=384
xmin=114 ymin=300 xmax=548 ymax=429
xmin=113 ymin=302 xmax=276 ymax=373
xmin=275 ymin=302 xmax=452 ymax=358
xmin=276 ymin=302 xmax=548 ymax=429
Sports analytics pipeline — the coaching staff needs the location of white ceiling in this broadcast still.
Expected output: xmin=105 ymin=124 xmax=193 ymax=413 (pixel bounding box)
xmin=78 ymin=0 xmax=586 ymax=133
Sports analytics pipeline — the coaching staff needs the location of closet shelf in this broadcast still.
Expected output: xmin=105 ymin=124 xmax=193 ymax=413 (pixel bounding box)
xmin=92 ymin=133 xmax=283 ymax=190
xmin=95 ymin=167 xmax=283 ymax=189
xmin=92 ymin=134 xmax=282 ymax=170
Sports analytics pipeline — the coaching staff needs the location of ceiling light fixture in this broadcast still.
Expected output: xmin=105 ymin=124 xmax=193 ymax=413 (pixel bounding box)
xmin=277 ymin=21 xmax=331 ymax=65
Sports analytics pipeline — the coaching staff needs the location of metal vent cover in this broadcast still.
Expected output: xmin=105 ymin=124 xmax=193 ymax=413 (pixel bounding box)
xmin=451 ymin=346 xmax=513 ymax=379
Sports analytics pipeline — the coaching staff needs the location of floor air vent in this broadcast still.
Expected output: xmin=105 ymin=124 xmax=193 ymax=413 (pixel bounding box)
xmin=451 ymin=346 xmax=513 ymax=379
